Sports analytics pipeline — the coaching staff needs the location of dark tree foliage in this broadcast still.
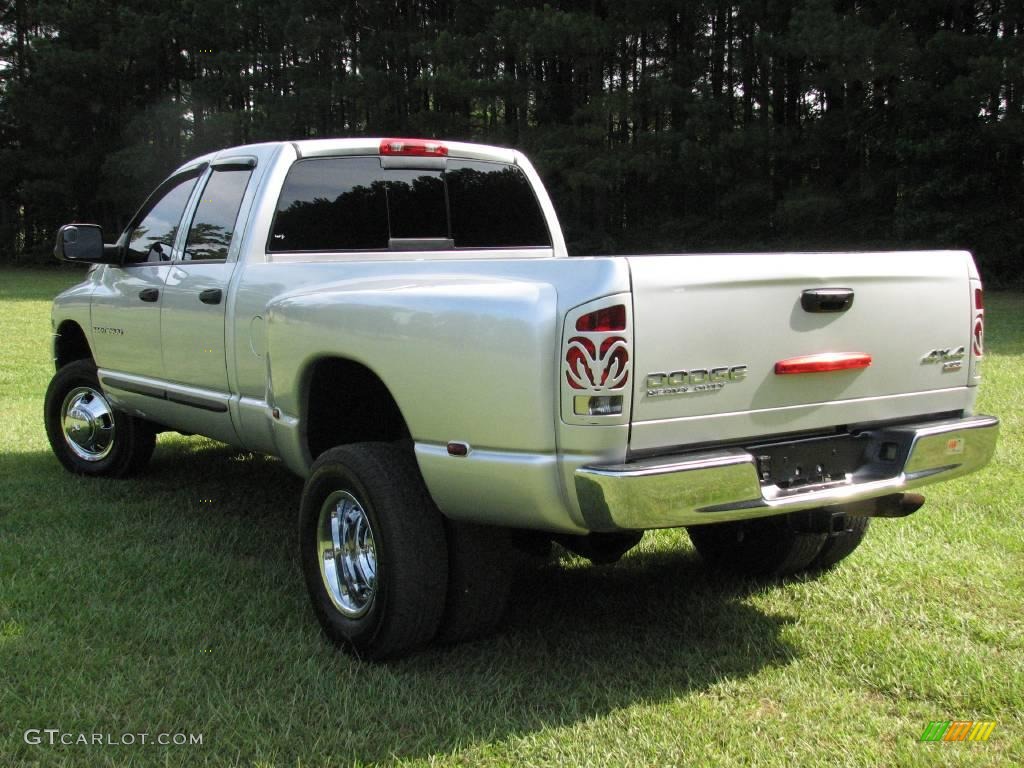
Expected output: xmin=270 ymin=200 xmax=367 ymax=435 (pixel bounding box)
xmin=1 ymin=0 xmax=1021 ymax=284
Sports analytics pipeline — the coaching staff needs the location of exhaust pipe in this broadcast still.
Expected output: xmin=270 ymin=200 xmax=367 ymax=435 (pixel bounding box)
xmin=844 ymin=492 xmax=926 ymax=518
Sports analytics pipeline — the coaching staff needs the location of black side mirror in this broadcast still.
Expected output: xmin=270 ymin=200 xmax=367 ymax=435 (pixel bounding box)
xmin=54 ymin=224 xmax=120 ymax=264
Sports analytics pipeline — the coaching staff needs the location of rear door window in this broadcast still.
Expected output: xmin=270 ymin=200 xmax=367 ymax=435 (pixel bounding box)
xmin=183 ymin=168 xmax=253 ymax=261
xmin=269 ymin=156 xmax=551 ymax=252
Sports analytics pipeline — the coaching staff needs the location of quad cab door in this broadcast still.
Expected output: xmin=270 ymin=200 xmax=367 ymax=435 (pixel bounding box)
xmin=91 ymin=168 xmax=204 ymax=379
xmin=156 ymin=159 xmax=257 ymax=444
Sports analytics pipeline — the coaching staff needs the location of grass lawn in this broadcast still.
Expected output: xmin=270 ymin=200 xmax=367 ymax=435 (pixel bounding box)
xmin=1 ymin=267 xmax=1021 ymax=767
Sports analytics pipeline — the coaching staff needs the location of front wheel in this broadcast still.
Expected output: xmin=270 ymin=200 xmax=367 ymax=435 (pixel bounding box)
xmin=298 ymin=443 xmax=448 ymax=660
xmin=44 ymin=359 xmax=156 ymax=477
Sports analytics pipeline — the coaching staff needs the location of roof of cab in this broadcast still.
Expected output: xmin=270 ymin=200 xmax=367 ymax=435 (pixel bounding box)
xmin=173 ymin=138 xmax=519 ymax=177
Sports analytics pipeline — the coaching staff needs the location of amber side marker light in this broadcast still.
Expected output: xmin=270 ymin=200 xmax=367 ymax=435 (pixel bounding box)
xmin=775 ymin=352 xmax=872 ymax=375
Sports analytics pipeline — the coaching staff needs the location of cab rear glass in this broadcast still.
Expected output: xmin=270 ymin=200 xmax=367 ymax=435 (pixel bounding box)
xmin=269 ymin=156 xmax=551 ymax=252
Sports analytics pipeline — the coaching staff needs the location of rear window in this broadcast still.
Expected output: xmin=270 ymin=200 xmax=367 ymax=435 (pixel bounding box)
xmin=269 ymin=156 xmax=550 ymax=252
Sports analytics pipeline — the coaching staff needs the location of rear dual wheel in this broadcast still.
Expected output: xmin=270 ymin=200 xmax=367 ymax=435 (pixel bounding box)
xmin=299 ymin=442 xmax=513 ymax=659
xmin=686 ymin=511 xmax=870 ymax=577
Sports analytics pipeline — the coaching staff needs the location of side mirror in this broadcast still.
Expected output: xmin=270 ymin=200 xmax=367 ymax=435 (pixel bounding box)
xmin=54 ymin=224 xmax=120 ymax=264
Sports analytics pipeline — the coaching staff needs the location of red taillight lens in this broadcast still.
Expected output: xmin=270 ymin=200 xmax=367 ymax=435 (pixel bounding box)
xmin=972 ymin=286 xmax=984 ymax=358
xmin=565 ymin=336 xmax=629 ymax=390
xmin=774 ymin=352 xmax=872 ymax=375
xmin=565 ymin=342 xmax=594 ymax=389
xmin=575 ymin=304 xmax=626 ymax=332
xmin=379 ymin=138 xmax=448 ymax=157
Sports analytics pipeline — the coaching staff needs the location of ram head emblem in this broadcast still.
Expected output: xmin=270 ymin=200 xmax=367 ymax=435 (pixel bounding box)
xmin=565 ymin=336 xmax=630 ymax=391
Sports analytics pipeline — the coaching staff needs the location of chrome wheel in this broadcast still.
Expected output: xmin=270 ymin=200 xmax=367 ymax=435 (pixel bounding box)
xmin=61 ymin=386 xmax=115 ymax=462
xmin=317 ymin=490 xmax=377 ymax=618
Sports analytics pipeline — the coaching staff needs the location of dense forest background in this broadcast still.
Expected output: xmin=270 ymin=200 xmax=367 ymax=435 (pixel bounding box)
xmin=1 ymin=0 xmax=1021 ymax=284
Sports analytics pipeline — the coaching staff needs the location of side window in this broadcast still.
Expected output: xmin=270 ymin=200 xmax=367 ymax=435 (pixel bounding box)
xmin=126 ymin=174 xmax=200 ymax=264
xmin=447 ymin=161 xmax=551 ymax=248
xmin=183 ymin=168 xmax=253 ymax=261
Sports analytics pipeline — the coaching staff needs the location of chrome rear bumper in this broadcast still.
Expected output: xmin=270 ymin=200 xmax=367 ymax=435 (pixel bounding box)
xmin=575 ymin=415 xmax=999 ymax=531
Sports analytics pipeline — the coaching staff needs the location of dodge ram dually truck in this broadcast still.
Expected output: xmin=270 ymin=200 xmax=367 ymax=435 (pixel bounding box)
xmin=46 ymin=137 xmax=999 ymax=659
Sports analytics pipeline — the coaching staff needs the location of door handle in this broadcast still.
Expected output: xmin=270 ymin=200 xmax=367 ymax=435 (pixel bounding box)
xmin=199 ymin=289 xmax=223 ymax=305
xmin=138 ymin=288 xmax=159 ymax=302
xmin=801 ymin=288 xmax=854 ymax=313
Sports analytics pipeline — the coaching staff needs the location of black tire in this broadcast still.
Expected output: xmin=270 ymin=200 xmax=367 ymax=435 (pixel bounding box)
xmin=298 ymin=442 xmax=447 ymax=660
xmin=44 ymin=359 xmax=156 ymax=477
xmin=687 ymin=514 xmax=827 ymax=577
xmin=436 ymin=520 xmax=515 ymax=645
xmin=809 ymin=515 xmax=870 ymax=571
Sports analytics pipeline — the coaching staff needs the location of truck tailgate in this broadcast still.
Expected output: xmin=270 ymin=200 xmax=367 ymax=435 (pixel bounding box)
xmin=627 ymin=251 xmax=974 ymax=453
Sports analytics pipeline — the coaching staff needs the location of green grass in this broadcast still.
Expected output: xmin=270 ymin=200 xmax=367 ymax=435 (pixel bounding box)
xmin=1 ymin=267 xmax=1022 ymax=767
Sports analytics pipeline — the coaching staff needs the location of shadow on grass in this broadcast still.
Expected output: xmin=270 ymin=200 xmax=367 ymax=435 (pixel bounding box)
xmin=2 ymin=439 xmax=799 ymax=763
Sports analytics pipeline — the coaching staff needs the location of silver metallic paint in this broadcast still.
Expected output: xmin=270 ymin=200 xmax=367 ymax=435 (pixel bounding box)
xmin=49 ymin=139 xmax=997 ymax=535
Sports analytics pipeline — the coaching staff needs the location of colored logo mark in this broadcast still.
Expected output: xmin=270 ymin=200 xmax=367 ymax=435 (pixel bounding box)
xmin=920 ymin=720 xmax=996 ymax=742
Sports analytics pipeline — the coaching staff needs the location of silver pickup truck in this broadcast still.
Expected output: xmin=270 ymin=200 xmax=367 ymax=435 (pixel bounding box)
xmin=46 ymin=138 xmax=999 ymax=658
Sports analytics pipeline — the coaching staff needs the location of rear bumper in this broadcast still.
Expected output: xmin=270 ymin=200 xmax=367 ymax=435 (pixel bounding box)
xmin=574 ymin=415 xmax=999 ymax=531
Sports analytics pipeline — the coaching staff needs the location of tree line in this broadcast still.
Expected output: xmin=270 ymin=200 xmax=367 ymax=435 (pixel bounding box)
xmin=1 ymin=0 xmax=1021 ymax=284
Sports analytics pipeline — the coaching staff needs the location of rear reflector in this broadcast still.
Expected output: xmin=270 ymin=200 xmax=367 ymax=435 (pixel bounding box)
xmin=775 ymin=352 xmax=872 ymax=375
xmin=575 ymin=304 xmax=627 ymax=332
xmin=379 ymin=138 xmax=448 ymax=157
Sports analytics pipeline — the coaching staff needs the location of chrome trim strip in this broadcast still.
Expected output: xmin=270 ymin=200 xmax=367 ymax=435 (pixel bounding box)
xmin=100 ymin=376 xmax=166 ymax=400
xmin=99 ymin=370 xmax=232 ymax=413
xmin=166 ymin=391 xmax=229 ymax=413
xmin=575 ymin=415 xmax=999 ymax=531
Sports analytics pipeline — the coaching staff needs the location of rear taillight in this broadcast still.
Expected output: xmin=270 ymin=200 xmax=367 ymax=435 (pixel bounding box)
xmin=969 ymin=280 xmax=984 ymax=385
xmin=379 ymin=138 xmax=448 ymax=157
xmin=566 ymin=336 xmax=629 ymax=390
xmin=575 ymin=305 xmax=626 ymax=332
xmin=973 ymin=288 xmax=984 ymax=358
xmin=562 ymin=300 xmax=632 ymax=423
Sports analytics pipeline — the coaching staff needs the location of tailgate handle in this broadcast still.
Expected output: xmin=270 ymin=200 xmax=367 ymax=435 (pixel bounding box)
xmin=801 ymin=288 xmax=854 ymax=313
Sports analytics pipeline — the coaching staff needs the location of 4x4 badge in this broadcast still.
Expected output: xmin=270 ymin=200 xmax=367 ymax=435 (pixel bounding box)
xmin=922 ymin=346 xmax=964 ymax=372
